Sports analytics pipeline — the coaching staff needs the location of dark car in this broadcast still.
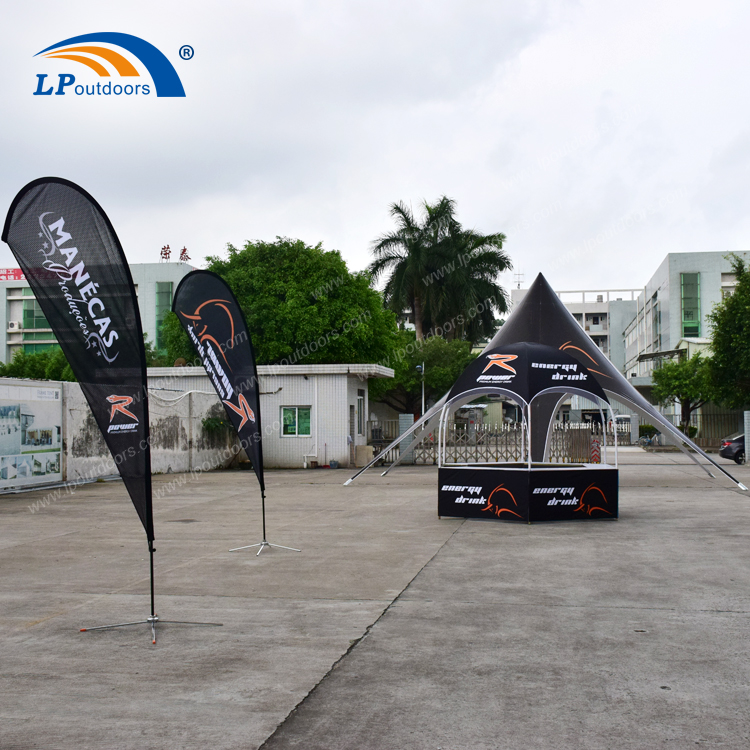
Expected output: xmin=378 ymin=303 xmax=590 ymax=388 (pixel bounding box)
xmin=719 ymin=433 xmax=745 ymax=464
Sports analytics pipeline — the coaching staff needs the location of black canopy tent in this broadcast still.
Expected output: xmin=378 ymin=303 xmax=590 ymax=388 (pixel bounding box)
xmin=439 ymin=341 xmax=611 ymax=463
xmin=346 ymin=273 xmax=747 ymax=495
xmin=435 ymin=342 xmax=618 ymax=521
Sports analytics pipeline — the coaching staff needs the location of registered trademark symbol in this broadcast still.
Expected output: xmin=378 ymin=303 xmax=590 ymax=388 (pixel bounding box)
xmin=179 ymin=45 xmax=194 ymax=60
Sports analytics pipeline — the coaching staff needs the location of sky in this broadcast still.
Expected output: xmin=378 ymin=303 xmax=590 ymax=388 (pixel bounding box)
xmin=1 ymin=0 xmax=750 ymax=295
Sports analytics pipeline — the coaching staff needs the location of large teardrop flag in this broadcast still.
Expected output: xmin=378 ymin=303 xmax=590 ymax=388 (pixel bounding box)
xmin=2 ymin=177 xmax=153 ymax=539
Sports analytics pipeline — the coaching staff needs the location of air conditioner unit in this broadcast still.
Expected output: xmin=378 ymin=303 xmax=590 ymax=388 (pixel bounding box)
xmin=8 ymin=320 xmax=22 ymax=331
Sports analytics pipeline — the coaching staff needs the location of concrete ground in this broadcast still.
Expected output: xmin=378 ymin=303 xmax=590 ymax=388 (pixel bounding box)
xmin=1 ymin=451 xmax=749 ymax=749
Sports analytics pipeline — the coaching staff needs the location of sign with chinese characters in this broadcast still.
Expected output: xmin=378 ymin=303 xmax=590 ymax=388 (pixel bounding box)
xmin=0 ymin=268 xmax=25 ymax=281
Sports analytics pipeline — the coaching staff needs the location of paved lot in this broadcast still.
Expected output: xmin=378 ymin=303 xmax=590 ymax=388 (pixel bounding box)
xmin=1 ymin=452 xmax=749 ymax=749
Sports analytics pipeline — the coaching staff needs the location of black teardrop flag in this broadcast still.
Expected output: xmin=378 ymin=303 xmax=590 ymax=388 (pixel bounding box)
xmin=2 ymin=178 xmax=153 ymax=540
xmin=172 ymin=271 xmax=264 ymax=492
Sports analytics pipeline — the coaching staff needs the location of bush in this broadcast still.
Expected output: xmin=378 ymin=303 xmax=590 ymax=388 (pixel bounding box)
xmin=0 ymin=348 xmax=75 ymax=381
xmin=202 ymin=416 xmax=231 ymax=435
xmin=639 ymin=424 xmax=659 ymax=438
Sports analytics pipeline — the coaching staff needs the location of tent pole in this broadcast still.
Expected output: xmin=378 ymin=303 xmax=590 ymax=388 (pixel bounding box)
xmin=606 ymin=392 xmax=747 ymax=490
xmin=598 ymin=402 xmax=607 ymax=465
xmin=608 ymin=404 xmax=619 ymax=468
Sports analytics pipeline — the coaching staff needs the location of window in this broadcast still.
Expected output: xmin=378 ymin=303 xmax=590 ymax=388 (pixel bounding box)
xmin=281 ymin=406 xmax=311 ymax=436
xmin=357 ymin=389 xmax=365 ymax=435
xmin=22 ymin=299 xmax=50 ymax=330
xmin=680 ymin=273 xmax=700 ymax=337
xmin=155 ymin=281 xmax=173 ymax=350
xmin=22 ymin=343 xmax=58 ymax=354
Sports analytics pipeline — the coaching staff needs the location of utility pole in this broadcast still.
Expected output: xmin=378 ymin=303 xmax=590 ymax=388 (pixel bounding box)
xmin=416 ymin=363 xmax=425 ymax=416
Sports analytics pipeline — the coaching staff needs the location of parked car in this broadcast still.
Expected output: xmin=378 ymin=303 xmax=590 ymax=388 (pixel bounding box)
xmin=719 ymin=433 xmax=745 ymax=464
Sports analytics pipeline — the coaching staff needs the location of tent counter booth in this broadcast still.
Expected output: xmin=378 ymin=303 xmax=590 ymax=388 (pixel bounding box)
xmin=436 ymin=342 xmax=618 ymax=523
xmin=345 ymin=274 xmax=746 ymax=507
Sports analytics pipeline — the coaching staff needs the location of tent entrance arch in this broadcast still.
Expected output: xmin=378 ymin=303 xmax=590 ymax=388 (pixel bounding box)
xmin=437 ymin=370 xmax=619 ymax=522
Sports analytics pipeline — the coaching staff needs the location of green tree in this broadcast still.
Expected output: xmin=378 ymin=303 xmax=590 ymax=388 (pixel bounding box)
xmin=369 ymin=197 xmax=511 ymax=342
xmin=160 ymin=312 xmax=197 ymax=364
xmin=651 ymin=353 xmax=713 ymax=434
xmin=190 ymin=238 xmax=398 ymax=366
xmin=707 ymin=254 xmax=750 ymax=408
xmin=369 ymin=330 xmax=477 ymax=414
xmin=0 ymin=347 xmax=75 ymax=381
xmin=143 ymin=335 xmax=170 ymax=367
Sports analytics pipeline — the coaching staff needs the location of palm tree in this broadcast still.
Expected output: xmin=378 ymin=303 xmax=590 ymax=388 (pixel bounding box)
xmin=428 ymin=220 xmax=511 ymax=342
xmin=369 ymin=197 xmax=511 ymax=342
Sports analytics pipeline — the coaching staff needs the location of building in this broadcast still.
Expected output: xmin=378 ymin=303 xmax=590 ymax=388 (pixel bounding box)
xmin=148 ymin=364 xmax=394 ymax=469
xmin=0 ymin=363 xmax=395 ymax=490
xmin=0 ymin=263 xmax=195 ymax=363
xmin=623 ymin=251 xmax=750 ymax=385
xmin=510 ymin=287 xmax=639 ymax=373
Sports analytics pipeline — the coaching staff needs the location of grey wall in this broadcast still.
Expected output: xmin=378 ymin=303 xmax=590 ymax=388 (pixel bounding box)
xmin=62 ymin=383 xmax=239 ymax=484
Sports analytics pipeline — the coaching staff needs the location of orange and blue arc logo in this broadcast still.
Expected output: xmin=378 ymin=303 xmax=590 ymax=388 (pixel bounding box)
xmin=33 ymin=32 xmax=186 ymax=98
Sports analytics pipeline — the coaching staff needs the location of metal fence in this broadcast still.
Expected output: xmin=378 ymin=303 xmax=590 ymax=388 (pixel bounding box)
xmin=656 ymin=411 xmax=743 ymax=448
xmin=366 ymin=420 xmax=629 ymax=466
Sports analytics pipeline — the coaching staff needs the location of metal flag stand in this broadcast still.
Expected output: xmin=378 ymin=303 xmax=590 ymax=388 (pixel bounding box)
xmin=229 ymin=491 xmax=300 ymax=556
xmin=80 ymin=541 xmax=223 ymax=644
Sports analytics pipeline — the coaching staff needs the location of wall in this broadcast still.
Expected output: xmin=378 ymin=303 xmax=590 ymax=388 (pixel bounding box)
xmin=0 ymin=363 xmax=393 ymax=488
xmin=608 ymin=298 xmax=637 ymax=373
xmin=62 ymin=382 xmax=237 ymax=485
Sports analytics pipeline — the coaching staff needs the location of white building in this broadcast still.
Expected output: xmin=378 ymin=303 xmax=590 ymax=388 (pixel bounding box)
xmin=0 ymin=262 xmax=195 ymax=362
xmin=148 ymin=364 xmax=394 ymax=469
xmin=623 ymin=251 xmax=750 ymax=384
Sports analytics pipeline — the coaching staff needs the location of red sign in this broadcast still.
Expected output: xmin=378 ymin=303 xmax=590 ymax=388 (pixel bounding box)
xmin=0 ymin=268 xmax=25 ymax=281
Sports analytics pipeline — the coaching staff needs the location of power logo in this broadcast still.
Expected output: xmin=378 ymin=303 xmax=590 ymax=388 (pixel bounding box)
xmin=482 ymin=354 xmax=518 ymax=374
xmin=106 ymin=395 xmax=139 ymax=433
xmin=33 ymin=32 xmax=186 ymax=98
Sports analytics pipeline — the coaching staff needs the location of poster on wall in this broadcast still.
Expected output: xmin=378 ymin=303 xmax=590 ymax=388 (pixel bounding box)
xmin=0 ymin=383 xmax=62 ymax=488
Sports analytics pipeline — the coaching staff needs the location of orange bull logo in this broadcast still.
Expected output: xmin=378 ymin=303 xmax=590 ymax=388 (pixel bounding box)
xmin=179 ymin=298 xmax=237 ymax=370
xmin=481 ymin=484 xmax=523 ymax=519
xmin=574 ymin=483 xmax=612 ymax=516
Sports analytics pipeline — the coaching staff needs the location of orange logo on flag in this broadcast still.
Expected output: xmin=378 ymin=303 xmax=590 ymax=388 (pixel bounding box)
xmin=223 ymin=393 xmax=255 ymax=430
xmin=106 ymin=395 xmax=138 ymax=422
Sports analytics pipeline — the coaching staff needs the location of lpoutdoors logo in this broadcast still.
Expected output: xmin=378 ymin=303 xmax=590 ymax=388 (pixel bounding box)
xmin=32 ymin=32 xmax=187 ymax=98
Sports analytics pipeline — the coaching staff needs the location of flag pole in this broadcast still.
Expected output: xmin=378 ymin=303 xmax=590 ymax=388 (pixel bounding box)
xmin=229 ymin=489 xmax=300 ymax=556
